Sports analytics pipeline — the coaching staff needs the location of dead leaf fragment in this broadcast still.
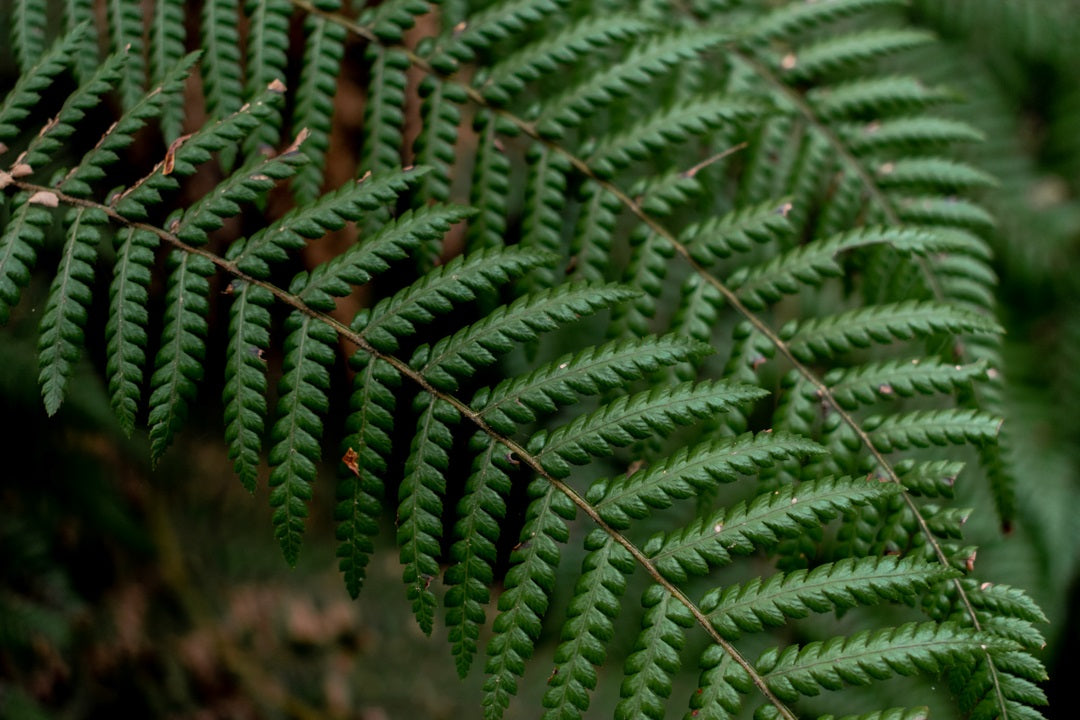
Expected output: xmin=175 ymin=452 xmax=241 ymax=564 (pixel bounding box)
xmin=28 ymin=190 xmax=59 ymax=207
xmin=11 ymin=163 xmax=32 ymax=178
xmin=268 ymin=78 xmax=287 ymax=93
xmin=343 ymin=447 xmax=360 ymax=477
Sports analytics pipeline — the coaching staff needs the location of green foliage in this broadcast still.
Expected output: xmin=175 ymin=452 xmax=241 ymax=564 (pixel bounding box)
xmin=0 ymin=1 xmax=1063 ymax=718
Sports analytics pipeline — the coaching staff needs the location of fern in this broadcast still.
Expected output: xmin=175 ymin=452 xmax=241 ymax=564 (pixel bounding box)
xmin=0 ymin=3 xmax=1056 ymax=719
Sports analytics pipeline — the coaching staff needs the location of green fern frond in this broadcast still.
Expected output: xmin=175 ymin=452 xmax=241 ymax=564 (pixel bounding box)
xmin=231 ymin=167 xmax=424 ymax=277
xmin=399 ymin=395 xmax=459 ymax=634
xmin=589 ymin=432 xmax=824 ymax=529
xmin=105 ymin=228 xmax=157 ymax=435
xmin=778 ymin=29 xmax=934 ymax=83
xmin=682 ymin=198 xmax=794 ymax=266
xmin=541 ymin=529 xmax=634 ymax=720
xmin=531 ymin=380 xmax=767 ymax=478
xmin=60 ymin=53 xmax=201 ymax=199
xmin=224 ymin=282 xmax=273 ymax=491
xmin=826 ymin=358 xmax=989 ymax=410
xmin=415 ymin=283 xmax=639 ymax=392
xmin=0 ymin=25 xmax=84 ymax=140
xmin=483 ymin=478 xmax=575 ymax=720
xmin=147 ymin=252 xmax=215 ymax=461
xmin=863 ymin=408 xmax=1002 ymax=452
xmin=361 ymin=0 xmax=431 ymax=42
xmin=517 ymin=144 xmax=571 ymax=293
xmin=435 ymin=0 xmax=568 ymax=68
xmin=729 ymin=227 xmax=950 ymax=310
xmin=467 ymin=112 xmax=512 ymax=253
xmin=534 ymin=27 xmax=735 ymax=139
xmin=361 ymin=46 xmax=409 ymax=178
xmin=646 ymin=476 xmax=898 ymax=582
xmin=570 ymin=181 xmax=621 ymax=283
xmin=808 ymin=75 xmax=954 ymax=120
xmin=445 ymin=433 xmax=512 ymax=677
xmin=150 ymin=0 xmax=187 ymax=142
xmin=268 ymin=312 xmax=337 ymax=565
xmin=411 ymin=77 xmax=467 ymax=256
xmin=757 ymin=621 xmax=1016 ymax=702
xmin=201 ymin=0 xmax=245 ymax=157
xmin=338 ymin=353 xmax=399 ymax=597
xmin=37 ymin=207 xmax=106 ymax=415
xmin=480 ymin=13 xmax=649 ymax=106
xmin=106 ymin=0 xmax=146 ymax=111
xmin=11 ymin=0 xmax=47 ymax=74
xmin=744 ymin=0 xmax=903 ymax=44
xmin=292 ymin=9 xmax=347 ymax=204
xmin=361 ymin=246 xmax=552 ymax=353
xmin=243 ymin=0 xmax=291 ymax=157
xmin=0 ymin=196 xmax=52 ymax=324
xmin=295 ymin=204 xmax=476 ymax=310
xmin=614 ymin=584 xmax=693 ymax=720
xmin=701 ymin=556 xmax=957 ymax=641
xmin=781 ymin=301 xmax=1002 ymax=362
xmin=477 ymin=333 xmax=708 ymax=432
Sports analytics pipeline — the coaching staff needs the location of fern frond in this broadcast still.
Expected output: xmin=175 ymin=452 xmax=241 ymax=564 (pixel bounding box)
xmin=483 ymin=479 xmax=576 ymax=720
xmin=298 ymin=204 xmax=475 ymax=311
xmin=0 ymin=25 xmax=84 ymax=140
xmin=757 ymin=621 xmax=1016 ymax=702
xmin=610 ymin=229 xmax=673 ymax=338
xmin=531 ymin=380 xmax=767 ymax=479
xmin=778 ymin=30 xmax=934 ymax=83
xmin=518 ymin=144 xmax=571 ymax=293
xmin=863 ymin=409 xmax=1002 ymax=452
xmin=361 ymin=0 xmax=431 ymax=42
xmin=826 ymin=358 xmax=988 ymax=410
xmin=534 ymin=28 xmax=735 ymax=139
xmin=201 ymin=0 xmax=245 ymax=131
xmin=435 ymin=0 xmax=567 ymax=68
xmin=729 ymin=227 xmax=950 ymax=310
xmin=0 ymin=196 xmax=52 ymax=324
xmin=614 ymin=584 xmax=693 ymax=720
xmin=360 ymin=46 xmax=409 ymax=177
xmin=781 ymin=301 xmax=1002 ymax=362
xmin=808 ymin=75 xmax=954 ymax=120
xmin=292 ymin=9 xmax=347 ymax=204
xmin=16 ymin=52 xmax=124 ymax=170
xmin=60 ymin=53 xmax=201 ymax=199
xmin=399 ymin=395 xmax=459 ymax=634
xmin=480 ymin=13 xmax=649 ymax=106
xmin=842 ymin=117 xmax=984 ymax=152
xmin=243 ymin=0 xmax=291 ymax=157
xmin=895 ymin=459 xmax=964 ymax=499
xmin=477 ymin=334 xmax=710 ymax=435
xmin=682 ymin=199 xmax=793 ymax=266
xmin=268 ymin=312 xmax=337 ymax=565
xmin=150 ymin=0 xmax=187 ymax=142
xmin=590 ymin=432 xmax=824 ymax=530
xmin=467 ymin=112 xmax=512 ymax=253
xmin=570 ymin=181 xmax=620 ymax=283
xmin=231 ymin=167 xmax=423 ymax=277
xmin=744 ymin=0 xmax=903 ymax=44
xmin=361 ymin=246 xmax=553 ymax=354
xmin=701 ymin=556 xmax=957 ymax=641
xmin=338 ymin=353 xmax=399 ymax=597
xmin=686 ymin=645 xmax=743 ymax=720
xmin=113 ymin=83 xmax=286 ymax=218
xmin=541 ymin=529 xmax=634 ymax=720
xmin=106 ymin=0 xmax=146 ymax=110
xmin=37 ymin=207 xmax=107 ymax=415
xmin=175 ymin=138 xmax=307 ymax=245
xmin=11 ymin=0 xmax=47 ymax=74
xmin=445 ymin=433 xmax=512 ymax=677
xmin=105 ymin=228 xmax=157 ymax=435
xmin=411 ymin=77 xmax=467 ymax=242
xmin=224 ymin=282 xmax=273 ymax=491
xmin=415 ymin=283 xmax=639 ymax=392
xmin=646 ymin=476 xmax=898 ymax=582
xmin=588 ymin=96 xmax=762 ymax=179
xmin=147 ymin=252 xmax=215 ymax=461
